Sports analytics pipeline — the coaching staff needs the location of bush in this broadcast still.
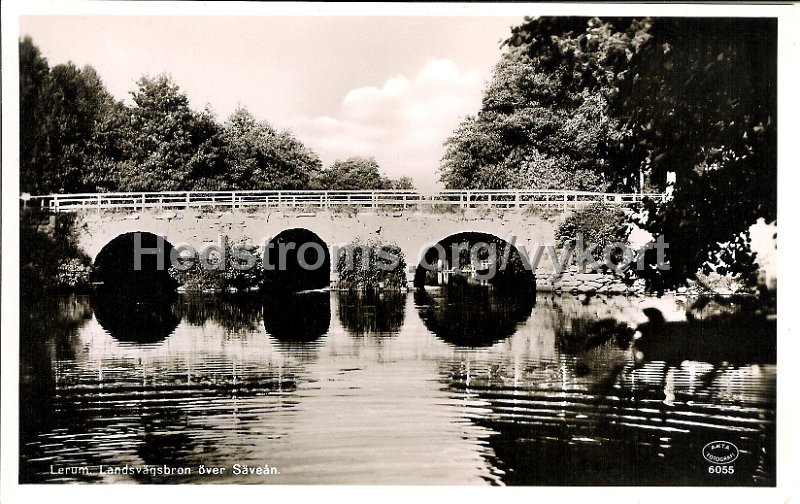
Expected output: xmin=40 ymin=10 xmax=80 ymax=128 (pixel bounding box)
xmin=555 ymin=203 xmax=626 ymax=261
xmin=20 ymin=208 xmax=92 ymax=296
xmin=56 ymin=258 xmax=92 ymax=289
xmin=169 ymin=240 xmax=263 ymax=292
xmin=336 ymin=238 xmax=407 ymax=291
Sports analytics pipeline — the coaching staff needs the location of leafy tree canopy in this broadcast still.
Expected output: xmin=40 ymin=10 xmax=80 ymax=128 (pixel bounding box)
xmin=222 ymin=107 xmax=322 ymax=190
xmin=18 ymin=39 xmax=380 ymax=195
xmin=311 ymin=156 xmax=413 ymax=191
xmin=441 ymin=17 xmax=777 ymax=291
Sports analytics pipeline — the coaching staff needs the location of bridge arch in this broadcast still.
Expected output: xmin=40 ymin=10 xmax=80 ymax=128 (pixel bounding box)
xmin=412 ymin=230 xmax=536 ymax=290
xmin=93 ymin=231 xmax=178 ymax=297
xmin=263 ymin=227 xmax=332 ymax=292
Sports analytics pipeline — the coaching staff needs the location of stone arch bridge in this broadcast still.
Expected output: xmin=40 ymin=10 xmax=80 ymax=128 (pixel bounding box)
xmin=25 ymin=189 xmax=665 ymax=287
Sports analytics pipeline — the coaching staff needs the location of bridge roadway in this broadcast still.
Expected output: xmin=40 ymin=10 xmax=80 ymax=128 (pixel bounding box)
xmin=22 ymin=189 xmax=666 ymax=285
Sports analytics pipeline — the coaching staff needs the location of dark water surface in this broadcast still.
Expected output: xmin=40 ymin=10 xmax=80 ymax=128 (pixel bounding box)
xmin=20 ymin=289 xmax=776 ymax=485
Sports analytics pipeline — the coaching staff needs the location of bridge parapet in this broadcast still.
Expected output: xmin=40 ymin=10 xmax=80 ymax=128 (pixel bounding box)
xmin=21 ymin=189 xmax=668 ymax=213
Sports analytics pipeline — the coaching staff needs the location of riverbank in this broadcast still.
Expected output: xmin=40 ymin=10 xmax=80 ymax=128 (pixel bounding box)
xmin=20 ymin=208 xmax=93 ymax=298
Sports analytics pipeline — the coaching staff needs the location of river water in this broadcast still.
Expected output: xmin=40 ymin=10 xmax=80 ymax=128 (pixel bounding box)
xmin=19 ymin=289 xmax=776 ymax=485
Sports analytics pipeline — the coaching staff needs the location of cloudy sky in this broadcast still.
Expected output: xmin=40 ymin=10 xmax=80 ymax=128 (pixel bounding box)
xmin=20 ymin=15 xmax=523 ymax=190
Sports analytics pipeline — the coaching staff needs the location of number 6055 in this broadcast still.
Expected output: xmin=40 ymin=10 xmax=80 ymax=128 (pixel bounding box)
xmin=708 ymin=465 xmax=734 ymax=474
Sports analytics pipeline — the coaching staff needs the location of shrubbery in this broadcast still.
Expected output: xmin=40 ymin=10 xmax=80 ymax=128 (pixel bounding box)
xmin=555 ymin=203 xmax=627 ymax=261
xmin=168 ymin=241 xmax=263 ymax=292
xmin=336 ymin=239 xmax=407 ymax=291
xmin=20 ymin=208 xmax=93 ymax=296
xmin=56 ymin=258 xmax=92 ymax=289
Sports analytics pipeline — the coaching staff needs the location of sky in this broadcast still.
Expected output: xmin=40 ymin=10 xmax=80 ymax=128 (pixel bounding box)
xmin=19 ymin=15 xmax=524 ymax=190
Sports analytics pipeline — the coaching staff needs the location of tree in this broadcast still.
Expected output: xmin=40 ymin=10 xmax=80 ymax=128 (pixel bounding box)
xmin=42 ymin=63 xmax=127 ymax=193
xmin=19 ymin=36 xmax=50 ymax=195
xmin=614 ymin=18 xmax=778 ymax=290
xmin=117 ymin=75 xmax=204 ymax=191
xmin=20 ymin=38 xmax=125 ymax=194
xmin=183 ymin=106 xmax=230 ymax=191
xmin=443 ymin=17 xmax=777 ymax=291
xmin=440 ymin=17 xmax=651 ymax=191
xmin=312 ymin=157 xmax=392 ymax=191
xmin=79 ymin=69 xmax=133 ymax=192
xmin=20 ymin=38 xmax=332 ymax=195
xmin=388 ymin=176 xmax=415 ymax=190
xmin=221 ymin=107 xmax=322 ymax=190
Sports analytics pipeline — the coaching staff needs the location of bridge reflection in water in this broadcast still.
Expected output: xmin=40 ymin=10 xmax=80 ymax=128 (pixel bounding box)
xmin=19 ymin=289 xmax=775 ymax=485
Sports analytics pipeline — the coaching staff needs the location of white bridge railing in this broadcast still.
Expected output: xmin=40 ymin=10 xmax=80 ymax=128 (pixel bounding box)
xmin=21 ymin=189 xmax=668 ymax=213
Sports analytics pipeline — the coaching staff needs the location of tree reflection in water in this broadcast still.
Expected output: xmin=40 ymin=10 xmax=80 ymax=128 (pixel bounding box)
xmin=19 ymin=289 xmax=777 ymax=485
xmin=415 ymin=283 xmax=534 ymax=347
xmin=20 ymin=294 xmax=93 ymax=470
xmin=336 ymin=290 xmax=405 ymax=336
xmin=555 ymin=316 xmax=636 ymax=354
xmin=174 ymin=294 xmax=262 ymax=333
xmin=93 ymin=292 xmax=181 ymax=344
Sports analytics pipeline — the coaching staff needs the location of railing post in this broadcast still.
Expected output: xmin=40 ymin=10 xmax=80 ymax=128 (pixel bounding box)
xmin=141 ymin=193 xmax=146 ymax=212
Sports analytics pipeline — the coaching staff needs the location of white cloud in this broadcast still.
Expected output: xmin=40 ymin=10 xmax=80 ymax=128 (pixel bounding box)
xmin=287 ymin=59 xmax=484 ymax=191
